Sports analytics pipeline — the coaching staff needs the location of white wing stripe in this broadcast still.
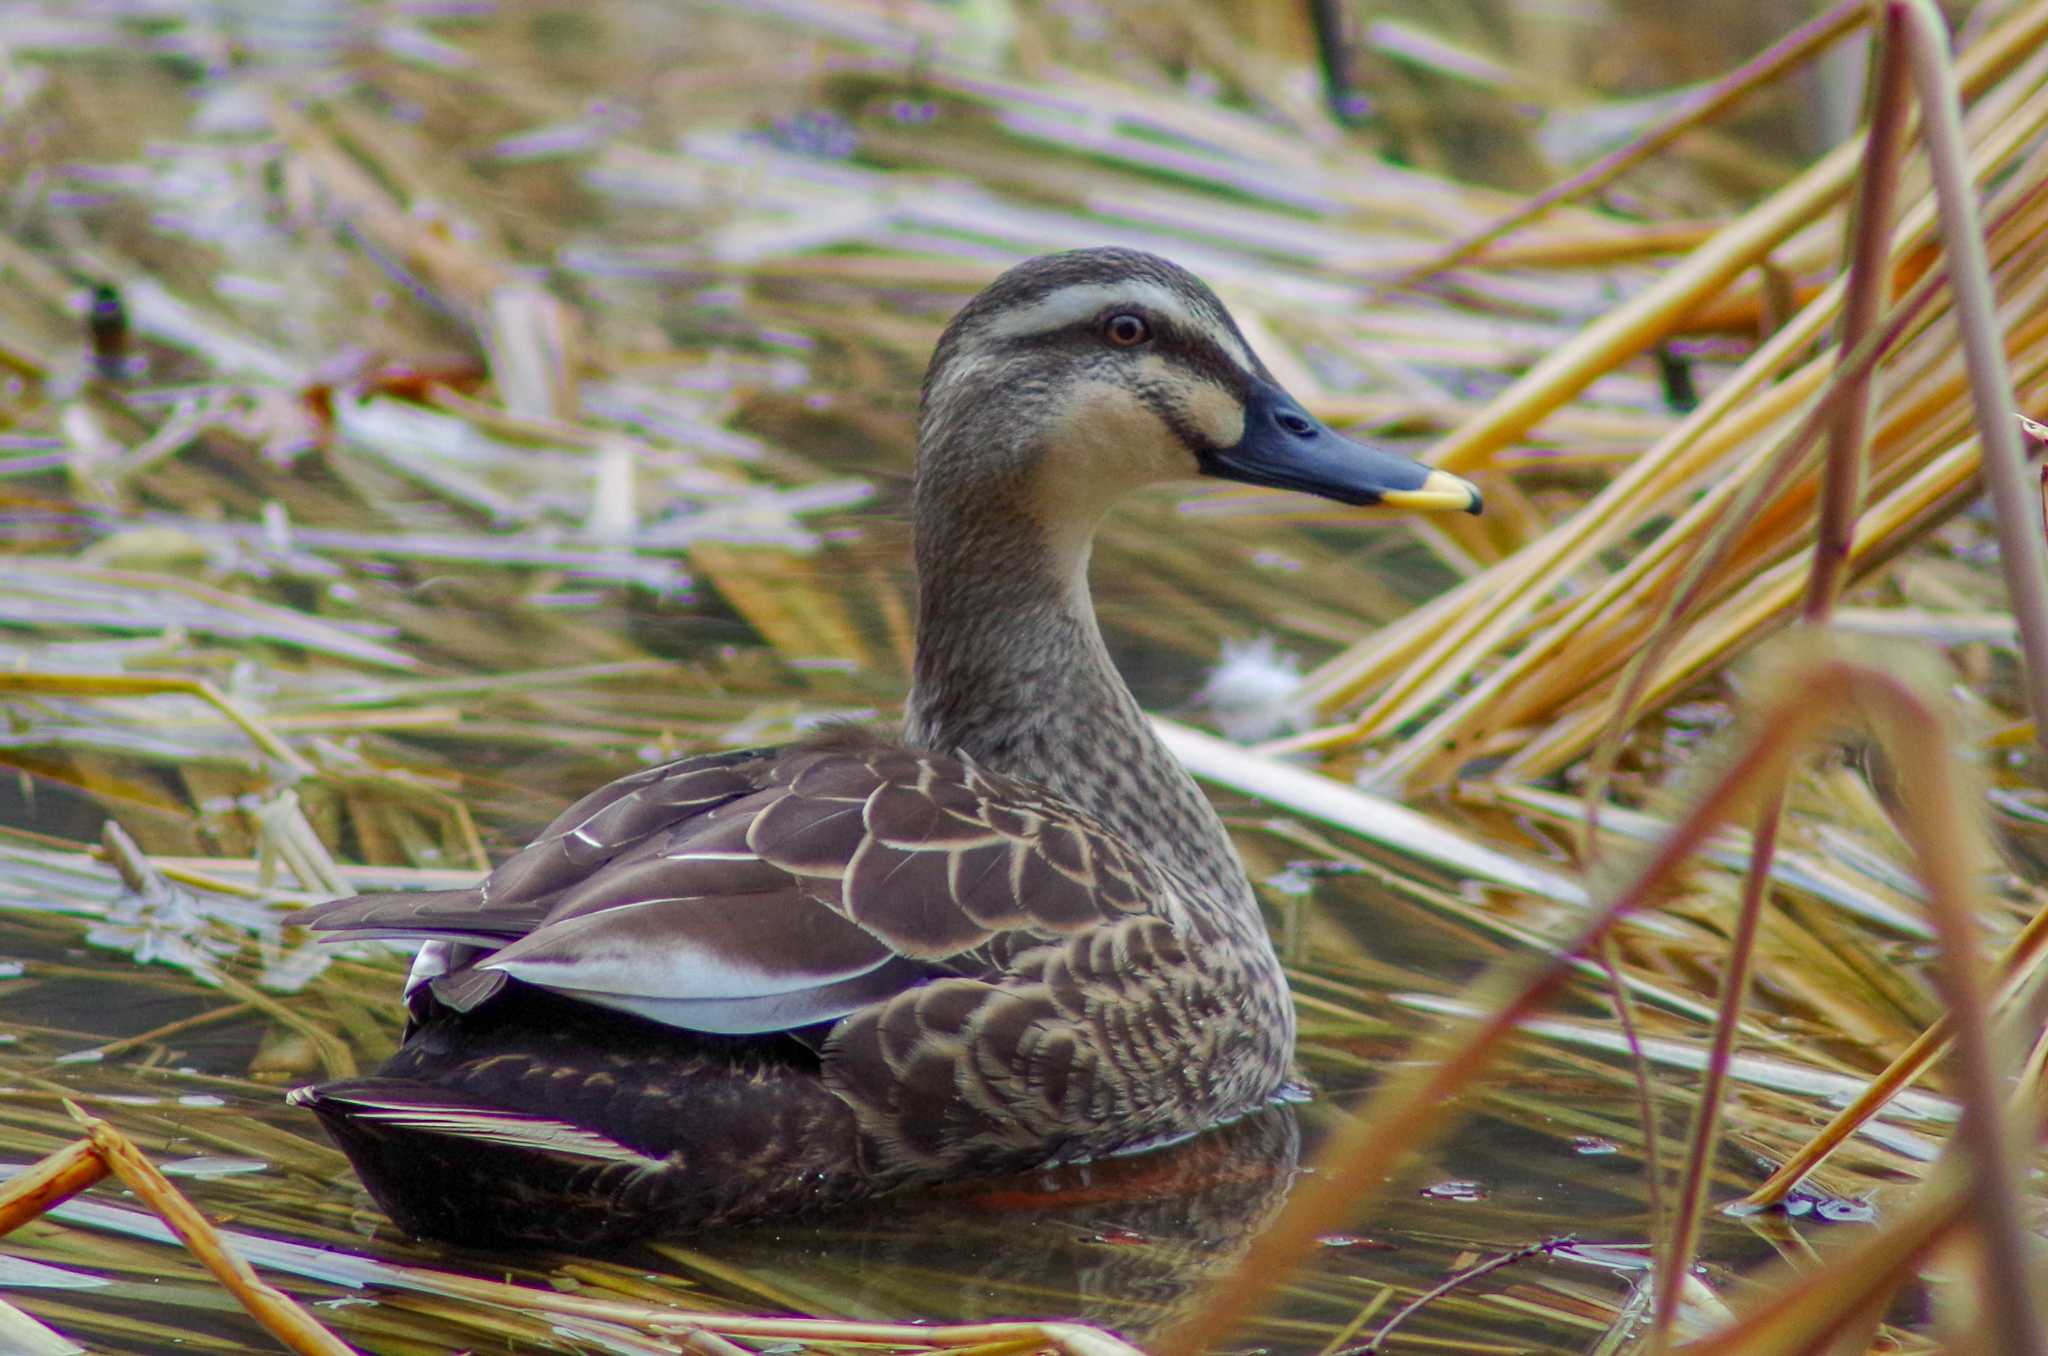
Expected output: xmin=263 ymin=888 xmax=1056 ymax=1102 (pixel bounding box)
xmin=478 ymin=897 xmax=894 ymax=1000
xmin=350 ymin=1103 xmax=661 ymax=1164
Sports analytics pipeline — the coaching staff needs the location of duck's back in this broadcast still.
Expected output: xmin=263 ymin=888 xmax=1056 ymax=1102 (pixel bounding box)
xmin=289 ymin=726 xmax=1294 ymax=1245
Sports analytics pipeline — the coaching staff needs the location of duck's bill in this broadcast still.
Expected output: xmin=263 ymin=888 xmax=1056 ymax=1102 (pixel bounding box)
xmin=1201 ymin=381 xmax=1482 ymax=514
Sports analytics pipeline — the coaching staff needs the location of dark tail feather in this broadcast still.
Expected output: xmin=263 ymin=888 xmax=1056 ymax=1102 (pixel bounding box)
xmin=290 ymin=1078 xmax=684 ymax=1248
xmin=287 ymin=988 xmax=880 ymax=1245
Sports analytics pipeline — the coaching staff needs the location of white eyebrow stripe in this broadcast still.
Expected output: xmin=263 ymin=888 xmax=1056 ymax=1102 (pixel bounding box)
xmin=975 ymin=280 xmax=1254 ymax=371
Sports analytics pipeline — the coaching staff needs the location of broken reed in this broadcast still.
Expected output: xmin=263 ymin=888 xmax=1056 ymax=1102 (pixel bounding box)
xmin=1283 ymin=3 xmax=2048 ymax=797
xmin=0 ymin=1108 xmax=1148 ymax=1356
xmin=2 ymin=1 xmax=2045 ymax=1354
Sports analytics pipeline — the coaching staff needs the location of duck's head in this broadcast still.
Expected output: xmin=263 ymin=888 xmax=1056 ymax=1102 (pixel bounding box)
xmin=915 ymin=248 xmax=1479 ymax=559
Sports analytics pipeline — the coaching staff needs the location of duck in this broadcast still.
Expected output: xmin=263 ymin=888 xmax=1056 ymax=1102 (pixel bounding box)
xmin=286 ymin=247 xmax=1481 ymax=1248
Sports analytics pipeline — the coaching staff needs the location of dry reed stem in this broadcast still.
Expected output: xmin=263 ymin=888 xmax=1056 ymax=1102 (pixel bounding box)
xmin=0 ymin=1107 xmax=357 ymax=1355
xmin=1739 ymin=885 xmax=2048 ymax=1207
xmin=1381 ymin=0 xmax=1869 ymax=294
xmin=1291 ymin=3 xmax=2048 ymax=753
xmin=1459 ymin=219 xmax=1720 ymax=269
xmin=0 ymin=672 xmax=311 ymax=777
xmin=1646 ymin=31 xmax=1918 ymax=1332
xmin=0 ymin=1139 xmax=108 ymax=1235
xmin=1646 ymin=792 xmax=1781 ymax=1353
xmin=1804 ymin=5 xmax=1909 ymax=620
xmin=283 ymin=1256 xmax=1148 ymax=1356
xmin=1895 ymin=0 xmax=2048 ymax=774
xmin=1598 ymin=933 xmax=1667 ymax=1241
xmin=1156 ymin=644 xmax=2037 ymax=1356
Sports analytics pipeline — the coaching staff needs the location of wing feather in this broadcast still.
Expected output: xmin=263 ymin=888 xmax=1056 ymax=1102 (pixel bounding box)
xmin=291 ymin=729 xmax=1176 ymax=1040
xmin=479 ymin=887 xmax=893 ymax=1000
xmin=551 ymin=955 xmax=930 ymax=1034
xmin=282 ymin=888 xmax=548 ymax=940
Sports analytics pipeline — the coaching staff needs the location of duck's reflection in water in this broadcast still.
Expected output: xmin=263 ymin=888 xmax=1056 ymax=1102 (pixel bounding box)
xmin=662 ymin=1106 xmax=1302 ymax=1342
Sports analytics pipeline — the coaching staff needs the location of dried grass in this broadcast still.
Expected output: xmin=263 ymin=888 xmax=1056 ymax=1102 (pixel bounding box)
xmin=0 ymin=1 xmax=2043 ymax=1353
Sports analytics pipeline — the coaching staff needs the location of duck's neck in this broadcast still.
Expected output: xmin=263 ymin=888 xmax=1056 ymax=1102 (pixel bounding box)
xmin=904 ymin=498 xmax=1250 ymax=904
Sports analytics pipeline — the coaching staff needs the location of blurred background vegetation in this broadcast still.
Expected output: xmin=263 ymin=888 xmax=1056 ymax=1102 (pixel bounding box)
xmin=0 ymin=1 xmax=2042 ymax=1353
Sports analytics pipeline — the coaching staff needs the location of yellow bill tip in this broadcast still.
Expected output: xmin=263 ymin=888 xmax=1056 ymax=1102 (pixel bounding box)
xmin=1379 ymin=468 xmax=1482 ymax=515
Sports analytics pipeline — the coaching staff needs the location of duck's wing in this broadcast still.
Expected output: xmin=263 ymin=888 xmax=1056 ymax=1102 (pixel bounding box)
xmin=288 ymin=729 xmax=1166 ymax=1036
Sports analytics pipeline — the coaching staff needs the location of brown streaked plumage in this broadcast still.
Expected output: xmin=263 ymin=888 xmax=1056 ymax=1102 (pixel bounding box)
xmin=287 ymin=247 xmax=1480 ymax=1247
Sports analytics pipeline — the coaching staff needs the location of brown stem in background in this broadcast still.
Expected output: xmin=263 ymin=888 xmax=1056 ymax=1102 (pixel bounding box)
xmin=1306 ymin=0 xmax=1363 ymax=125
xmin=1648 ymin=14 xmax=1910 ymax=1338
xmin=1739 ymin=868 xmax=2048 ymax=1206
xmin=1354 ymin=1235 xmax=1572 ymax=1353
xmin=1895 ymin=0 xmax=2048 ymax=780
xmin=1648 ymin=792 xmax=1782 ymax=1352
xmin=1804 ymin=5 xmax=1910 ymax=621
xmin=1830 ymin=667 xmax=2043 ymax=1352
xmin=1380 ymin=1 xmax=1869 ymax=295
xmin=1599 ymin=934 xmax=1667 ymax=1241
xmin=1161 ymin=651 xmax=2042 ymax=1354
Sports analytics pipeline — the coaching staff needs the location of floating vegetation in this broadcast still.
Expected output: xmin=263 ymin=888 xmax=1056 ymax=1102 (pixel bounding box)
xmin=1 ymin=0 xmax=2044 ymax=1353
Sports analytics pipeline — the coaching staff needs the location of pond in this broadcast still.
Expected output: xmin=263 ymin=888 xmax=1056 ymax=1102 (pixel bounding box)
xmin=6 ymin=829 xmax=1872 ymax=1354
xmin=0 ymin=1 xmax=1982 ymax=1352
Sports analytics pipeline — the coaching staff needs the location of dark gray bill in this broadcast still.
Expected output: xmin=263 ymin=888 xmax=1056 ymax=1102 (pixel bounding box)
xmin=1200 ymin=381 xmax=1481 ymax=513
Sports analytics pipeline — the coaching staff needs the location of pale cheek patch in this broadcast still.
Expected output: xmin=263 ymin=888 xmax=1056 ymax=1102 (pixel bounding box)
xmin=1044 ymin=378 xmax=1188 ymax=486
xmin=1026 ymin=376 xmax=1192 ymax=544
xmin=1174 ymin=379 xmax=1245 ymax=451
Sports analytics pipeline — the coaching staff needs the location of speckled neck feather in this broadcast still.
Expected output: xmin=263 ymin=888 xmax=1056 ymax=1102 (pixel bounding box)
xmin=904 ymin=457 xmax=1252 ymax=911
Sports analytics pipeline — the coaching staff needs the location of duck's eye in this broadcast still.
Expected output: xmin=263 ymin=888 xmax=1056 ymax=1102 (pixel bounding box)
xmin=1103 ymin=313 xmax=1151 ymax=347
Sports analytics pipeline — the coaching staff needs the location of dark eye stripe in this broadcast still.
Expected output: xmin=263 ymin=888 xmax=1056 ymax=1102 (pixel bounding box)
xmin=971 ymin=311 xmax=1254 ymax=397
xmin=1166 ymin=327 xmax=1254 ymax=394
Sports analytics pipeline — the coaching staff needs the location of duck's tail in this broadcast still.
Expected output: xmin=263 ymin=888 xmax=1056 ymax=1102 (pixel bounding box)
xmin=289 ymin=1078 xmax=689 ymax=1247
xmin=288 ymin=984 xmax=884 ymax=1246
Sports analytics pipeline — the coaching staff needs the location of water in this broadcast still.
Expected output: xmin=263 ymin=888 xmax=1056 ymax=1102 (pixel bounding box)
xmin=0 ymin=1 xmax=1953 ymax=1351
xmin=0 ymin=832 xmax=1898 ymax=1354
xmin=0 ymin=881 xmax=1577 ymax=1349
